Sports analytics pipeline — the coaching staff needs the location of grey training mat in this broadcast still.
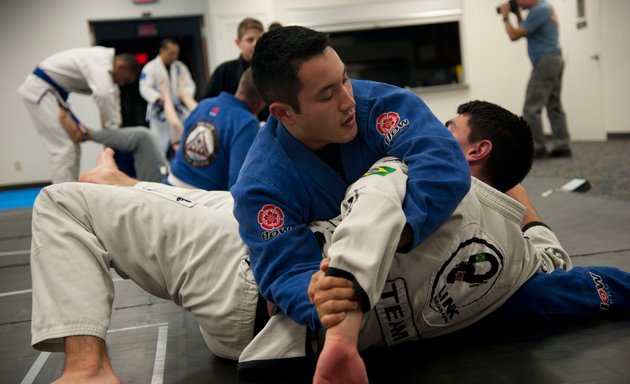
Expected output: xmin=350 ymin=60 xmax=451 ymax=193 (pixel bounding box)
xmin=522 ymin=176 xmax=630 ymax=258
xmin=1 ymin=175 xmax=629 ymax=383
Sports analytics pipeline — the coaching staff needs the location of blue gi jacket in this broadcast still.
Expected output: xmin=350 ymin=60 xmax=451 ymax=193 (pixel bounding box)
xmin=231 ymin=80 xmax=470 ymax=329
xmin=169 ymin=92 xmax=259 ymax=190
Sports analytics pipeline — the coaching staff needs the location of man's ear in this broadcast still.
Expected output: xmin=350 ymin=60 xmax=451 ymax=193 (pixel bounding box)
xmin=269 ymin=102 xmax=295 ymax=125
xmin=469 ymin=139 xmax=493 ymax=162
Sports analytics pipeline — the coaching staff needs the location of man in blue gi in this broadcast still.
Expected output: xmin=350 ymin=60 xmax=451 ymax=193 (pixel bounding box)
xmin=166 ymin=68 xmax=264 ymax=190
xmin=230 ymin=26 xmax=471 ymax=331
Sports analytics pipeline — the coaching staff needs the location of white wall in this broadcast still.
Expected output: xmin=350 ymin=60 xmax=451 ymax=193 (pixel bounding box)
xmin=416 ymin=0 xmax=629 ymax=140
xmin=600 ymin=0 xmax=630 ymax=135
xmin=206 ymin=0 xmax=272 ymax=72
xmin=423 ymin=0 xmax=532 ymax=125
xmin=1 ymin=0 xmax=628 ymax=186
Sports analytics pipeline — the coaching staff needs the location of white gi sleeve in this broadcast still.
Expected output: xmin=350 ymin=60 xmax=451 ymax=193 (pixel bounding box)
xmin=326 ymin=157 xmax=408 ymax=312
xmin=523 ymin=223 xmax=572 ymax=271
xmin=175 ymin=61 xmax=196 ymax=98
xmin=139 ymin=60 xmax=161 ymax=104
xmin=81 ymin=48 xmax=121 ymax=129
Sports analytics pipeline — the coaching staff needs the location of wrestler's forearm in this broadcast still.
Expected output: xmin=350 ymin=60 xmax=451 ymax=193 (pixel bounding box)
xmin=325 ymin=308 xmax=362 ymax=345
xmin=179 ymin=93 xmax=198 ymax=111
xmin=506 ymin=184 xmax=543 ymax=229
xmin=314 ymin=309 xmax=367 ymax=384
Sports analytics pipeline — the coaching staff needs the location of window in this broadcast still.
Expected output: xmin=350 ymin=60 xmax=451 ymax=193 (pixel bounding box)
xmin=329 ymin=22 xmax=462 ymax=88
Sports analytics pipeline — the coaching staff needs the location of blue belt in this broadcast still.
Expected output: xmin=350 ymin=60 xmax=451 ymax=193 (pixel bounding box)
xmin=33 ymin=66 xmax=69 ymax=101
xmin=33 ymin=67 xmax=84 ymax=130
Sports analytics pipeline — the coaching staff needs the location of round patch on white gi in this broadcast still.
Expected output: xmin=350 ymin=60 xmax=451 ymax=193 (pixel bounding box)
xmin=424 ymin=237 xmax=504 ymax=327
xmin=183 ymin=120 xmax=218 ymax=167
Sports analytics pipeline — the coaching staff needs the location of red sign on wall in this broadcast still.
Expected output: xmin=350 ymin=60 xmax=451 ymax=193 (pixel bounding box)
xmin=138 ymin=22 xmax=157 ymax=37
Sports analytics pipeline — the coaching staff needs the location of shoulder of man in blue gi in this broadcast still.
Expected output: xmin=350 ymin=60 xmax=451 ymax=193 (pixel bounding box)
xmin=231 ymin=118 xmax=347 ymax=330
xmin=348 ymin=79 xmax=470 ymax=251
xmin=170 ymin=93 xmax=258 ymax=190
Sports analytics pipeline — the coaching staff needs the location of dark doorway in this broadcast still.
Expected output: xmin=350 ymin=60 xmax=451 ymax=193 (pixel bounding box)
xmin=90 ymin=15 xmax=208 ymax=126
xmin=90 ymin=16 xmax=208 ymax=176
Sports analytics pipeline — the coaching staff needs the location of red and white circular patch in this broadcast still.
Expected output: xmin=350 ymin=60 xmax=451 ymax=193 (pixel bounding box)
xmin=257 ymin=204 xmax=284 ymax=230
xmin=376 ymin=112 xmax=400 ymax=135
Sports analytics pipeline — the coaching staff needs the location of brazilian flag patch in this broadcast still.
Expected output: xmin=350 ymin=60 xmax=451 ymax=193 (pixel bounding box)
xmin=363 ymin=166 xmax=396 ymax=177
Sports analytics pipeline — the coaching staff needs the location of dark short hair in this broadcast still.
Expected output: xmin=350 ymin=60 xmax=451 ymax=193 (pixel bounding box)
xmin=115 ymin=53 xmax=140 ymax=75
xmin=251 ymin=26 xmax=330 ymax=113
xmin=268 ymin=22 xmax=282 ymax=31
xmin=160 ymin=38 xmax=179 ymax=50
xmin=237 ymin=67 xmax=263 ymax=105
xmin=457 ymin=100 xmax=534 ymax=192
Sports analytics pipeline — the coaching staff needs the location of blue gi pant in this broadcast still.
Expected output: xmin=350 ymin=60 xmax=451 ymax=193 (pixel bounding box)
xmin=488 ymin=266 xmax=630 ymax=324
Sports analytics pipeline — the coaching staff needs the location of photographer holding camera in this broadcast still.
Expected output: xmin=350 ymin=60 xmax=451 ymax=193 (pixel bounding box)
xmin=499 ymin=0 xmax=572 ymax=158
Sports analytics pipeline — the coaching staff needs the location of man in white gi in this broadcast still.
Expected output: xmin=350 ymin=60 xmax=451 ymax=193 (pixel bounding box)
xmin=304 ymin=101 xmax=623 ymax=383
xmin=29 ymin=101 xmax=628 ymax=383
xmin=18 ymin=47 xmax=139 ymax=183
xmin=139 ymin=38 xmax=196 ymax=154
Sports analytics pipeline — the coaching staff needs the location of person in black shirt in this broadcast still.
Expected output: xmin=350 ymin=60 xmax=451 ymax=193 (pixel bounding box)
xmin=204 ymin=18 xmax=269 ymax=122
xmin=203 ymin=18 xmax=263 ymax=99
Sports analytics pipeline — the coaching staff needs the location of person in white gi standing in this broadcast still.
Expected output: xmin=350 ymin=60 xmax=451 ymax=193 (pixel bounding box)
xmin=17 ymin=47 xmax=139 ymax=183
xmin=139 ymin=38 xmax=196 ymax=154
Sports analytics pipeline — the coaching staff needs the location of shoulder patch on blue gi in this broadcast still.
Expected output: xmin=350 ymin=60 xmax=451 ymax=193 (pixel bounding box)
xmin=424 ymin=237 xmax=504 ymax=327
xmin=375 ymin=278 xmax=420 ymax=346
xmin=375 ymin=112 xmax=409 ymax=145
xmin=257 ymin=204 xmax=292 ymax=240
xmin=209 ymin=106 xmax=220 ymax=117
xmin=183 ymin=120 xmax=219 ymax=167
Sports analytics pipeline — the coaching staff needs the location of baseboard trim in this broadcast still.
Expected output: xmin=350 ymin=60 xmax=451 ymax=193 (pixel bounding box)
xmin=0 ymin=181 xmax=51 ymax=192
xmin=607 ymin=132 xmax=630 ymax=140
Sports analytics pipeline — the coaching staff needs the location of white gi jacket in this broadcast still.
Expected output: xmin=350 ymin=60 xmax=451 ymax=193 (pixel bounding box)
xmin=238 ymin=158 xmax=571 ymax=369
xmin=139 ymin=55 xmax=195 ymax=120
xmin=18 ymin=46 xmax=121 ymax=129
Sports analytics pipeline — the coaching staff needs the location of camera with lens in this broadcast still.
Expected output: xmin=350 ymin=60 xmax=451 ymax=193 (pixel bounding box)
xmin=497 ymin=0 xmax=519 ymax=16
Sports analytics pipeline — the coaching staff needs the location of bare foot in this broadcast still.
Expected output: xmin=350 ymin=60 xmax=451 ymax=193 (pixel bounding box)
xmin=313 ymin=334 xmax=368 ymax=384
xmin=59 ymin=110 xmax=90 ymax=142
xmin=79 ymin=148 xmax=138 ymax=186
xmin=52 ymin=367 xmax=122 ymax=384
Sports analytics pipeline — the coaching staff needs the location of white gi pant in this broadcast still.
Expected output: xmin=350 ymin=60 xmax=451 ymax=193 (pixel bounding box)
xmin=30 ymin=181 xmax=259 ymax=359
xmin=20 ymin=77 xmax=80 ymax=183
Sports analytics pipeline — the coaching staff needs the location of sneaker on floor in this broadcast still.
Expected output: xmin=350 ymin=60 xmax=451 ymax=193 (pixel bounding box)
xmin=534 ymin=148 xmax=548 ymax=159
xmin=549 ymin=148 xmax=572 ymax=158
